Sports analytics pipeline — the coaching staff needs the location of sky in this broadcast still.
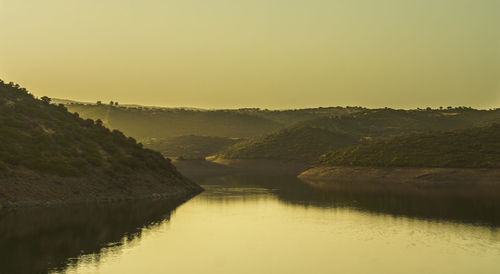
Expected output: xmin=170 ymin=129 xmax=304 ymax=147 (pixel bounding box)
xmin=1 ymin=0 xmax=499 ymax=109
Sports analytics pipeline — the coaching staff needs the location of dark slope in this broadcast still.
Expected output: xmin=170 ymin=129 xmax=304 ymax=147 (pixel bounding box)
xmin=319 ymin=124 xmax=500 ymax=168
xmin=0 ymin=80 xmax=202 ymax=207
xmin=221 ymin=126 xmax=358 ymax=161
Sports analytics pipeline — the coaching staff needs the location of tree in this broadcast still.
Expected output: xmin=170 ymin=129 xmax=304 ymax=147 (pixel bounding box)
xmin=96 ymin=101 xmax=102 ymax=105
xmin=115 ymin=102 xmax=119 ymax=106
xmin=109 ymin=101 xmax=114 ymax=106
xmin=41 ymin=96 xmax=51 ymax=104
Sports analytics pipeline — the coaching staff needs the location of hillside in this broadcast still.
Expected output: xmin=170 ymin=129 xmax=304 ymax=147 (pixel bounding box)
xmin=218 ymin=108 xmax=500 ymax=162
xmin=0 ymin=80 xmax=202 ymax=207
xmin=220 ymin=126 xmax=358 ymax=161
xmin=142 ymin=135 xmax=242 ymax=159
xmin=318 ymin=124 xmax=500 ymax=168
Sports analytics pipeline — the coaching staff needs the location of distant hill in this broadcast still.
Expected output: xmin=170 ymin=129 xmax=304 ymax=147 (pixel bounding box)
xmin=234 ymin=106 xmax=364 ymax=126
xmin=299 ymin=108 xmax=500 ymax=139
xmin=0 ymin=80 xmax=201 ymax=207
xmin=142 ymin=135 xmax=242 ymax=159
xmin=63 ymin=103 xmax=362 ymax=139
xmin=218 ymin=108 xmax=500 ymax=162
xmin=318 ymin=124 xmax=500 ymax=168
xmin=220 ymin=126 xmax=358 ymax=161
xmin=64 ymin=104 xmax=283 ymax=139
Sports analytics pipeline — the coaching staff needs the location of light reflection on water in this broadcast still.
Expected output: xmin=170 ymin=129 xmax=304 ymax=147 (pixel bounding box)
xmin=1 ymin=175 xmax=500 ymax=274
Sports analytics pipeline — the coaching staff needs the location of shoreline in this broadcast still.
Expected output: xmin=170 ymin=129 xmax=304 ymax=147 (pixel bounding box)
xmin=0 ymin=187 xmax=201 ymax=210
xmin=0 ymin=173 xmax=203 ymax=209
xmin=298 ymin=166 xmax=500 ymax=189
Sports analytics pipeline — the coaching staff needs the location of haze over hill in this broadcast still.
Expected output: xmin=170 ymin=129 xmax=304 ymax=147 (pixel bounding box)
xmin=53 ymin=98 xmax=500 ymax=167
xmin=63 ymin=103 xmax=362 ymax=139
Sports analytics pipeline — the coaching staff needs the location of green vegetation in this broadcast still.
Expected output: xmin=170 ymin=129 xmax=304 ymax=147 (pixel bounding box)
xmin=319 ymin=124 xmax=500 ymax=168
xmin=219 ymin=108 xmax=500 ymax=161
xmin=142 ymin=135 xmax=242 ymax=159
xmin=221 ymin=126 xmax=358 ymax=161
xmin=0 ymin=80 xmax=181 ymax=178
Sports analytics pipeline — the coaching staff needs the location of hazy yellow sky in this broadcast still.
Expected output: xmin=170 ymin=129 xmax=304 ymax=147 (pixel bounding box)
xmin=1 ymin=0 xmax=499 ymax=109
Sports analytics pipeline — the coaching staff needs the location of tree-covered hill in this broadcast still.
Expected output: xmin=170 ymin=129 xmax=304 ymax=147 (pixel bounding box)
xmin=318 ymin=124 xmax=500 ymax=168
xmin=142 ymin=135 xmax=242 ymax=159
xmin=0 ymin=80 xmax=201 ymax=207
xmin=234 ymin=106 xmax=364 ymax=125
xmin=218 ymin=108 xmax=500 ymax=162
xmin=220 ymin=126 xmax=358 ymax=161
xmin=300 ymin=108 xmax=500 ymax=139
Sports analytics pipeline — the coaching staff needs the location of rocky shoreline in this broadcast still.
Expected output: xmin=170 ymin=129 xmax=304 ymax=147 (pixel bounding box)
xmin=0 ymin=172 xmax=203 ymax=209
xmin=298 ymin=166 xmax=500 ymax=189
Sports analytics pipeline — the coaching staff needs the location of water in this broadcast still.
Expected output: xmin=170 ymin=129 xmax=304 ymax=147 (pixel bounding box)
xmin=1 ymin=175 xmax=500 ymax=274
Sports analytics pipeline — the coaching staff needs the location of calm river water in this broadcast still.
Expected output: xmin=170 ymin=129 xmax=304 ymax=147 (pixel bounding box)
xmin=1 ymin=175 xmax=500 ymax=274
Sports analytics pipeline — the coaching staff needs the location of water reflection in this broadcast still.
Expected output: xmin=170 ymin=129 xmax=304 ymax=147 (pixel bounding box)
xmin=202 ymin=175 xmax=500 ymax=226
xmin=0 ymin=199 xmax=187 ymax=274
xmin=1 ymin=175 xmax=500 ymax=274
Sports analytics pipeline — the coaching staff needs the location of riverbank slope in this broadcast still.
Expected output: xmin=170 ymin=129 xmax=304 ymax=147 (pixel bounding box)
xmin=0 ymin=80 xmax=202 ymax=208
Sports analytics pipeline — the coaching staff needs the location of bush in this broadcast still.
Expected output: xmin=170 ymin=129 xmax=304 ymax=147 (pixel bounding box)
xmin=0 ymin=160 xmax=7 ymax=171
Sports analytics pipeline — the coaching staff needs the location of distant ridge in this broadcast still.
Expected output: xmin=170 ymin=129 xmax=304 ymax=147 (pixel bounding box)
xmin=51 ymin=98 xmax=204 ymax=110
